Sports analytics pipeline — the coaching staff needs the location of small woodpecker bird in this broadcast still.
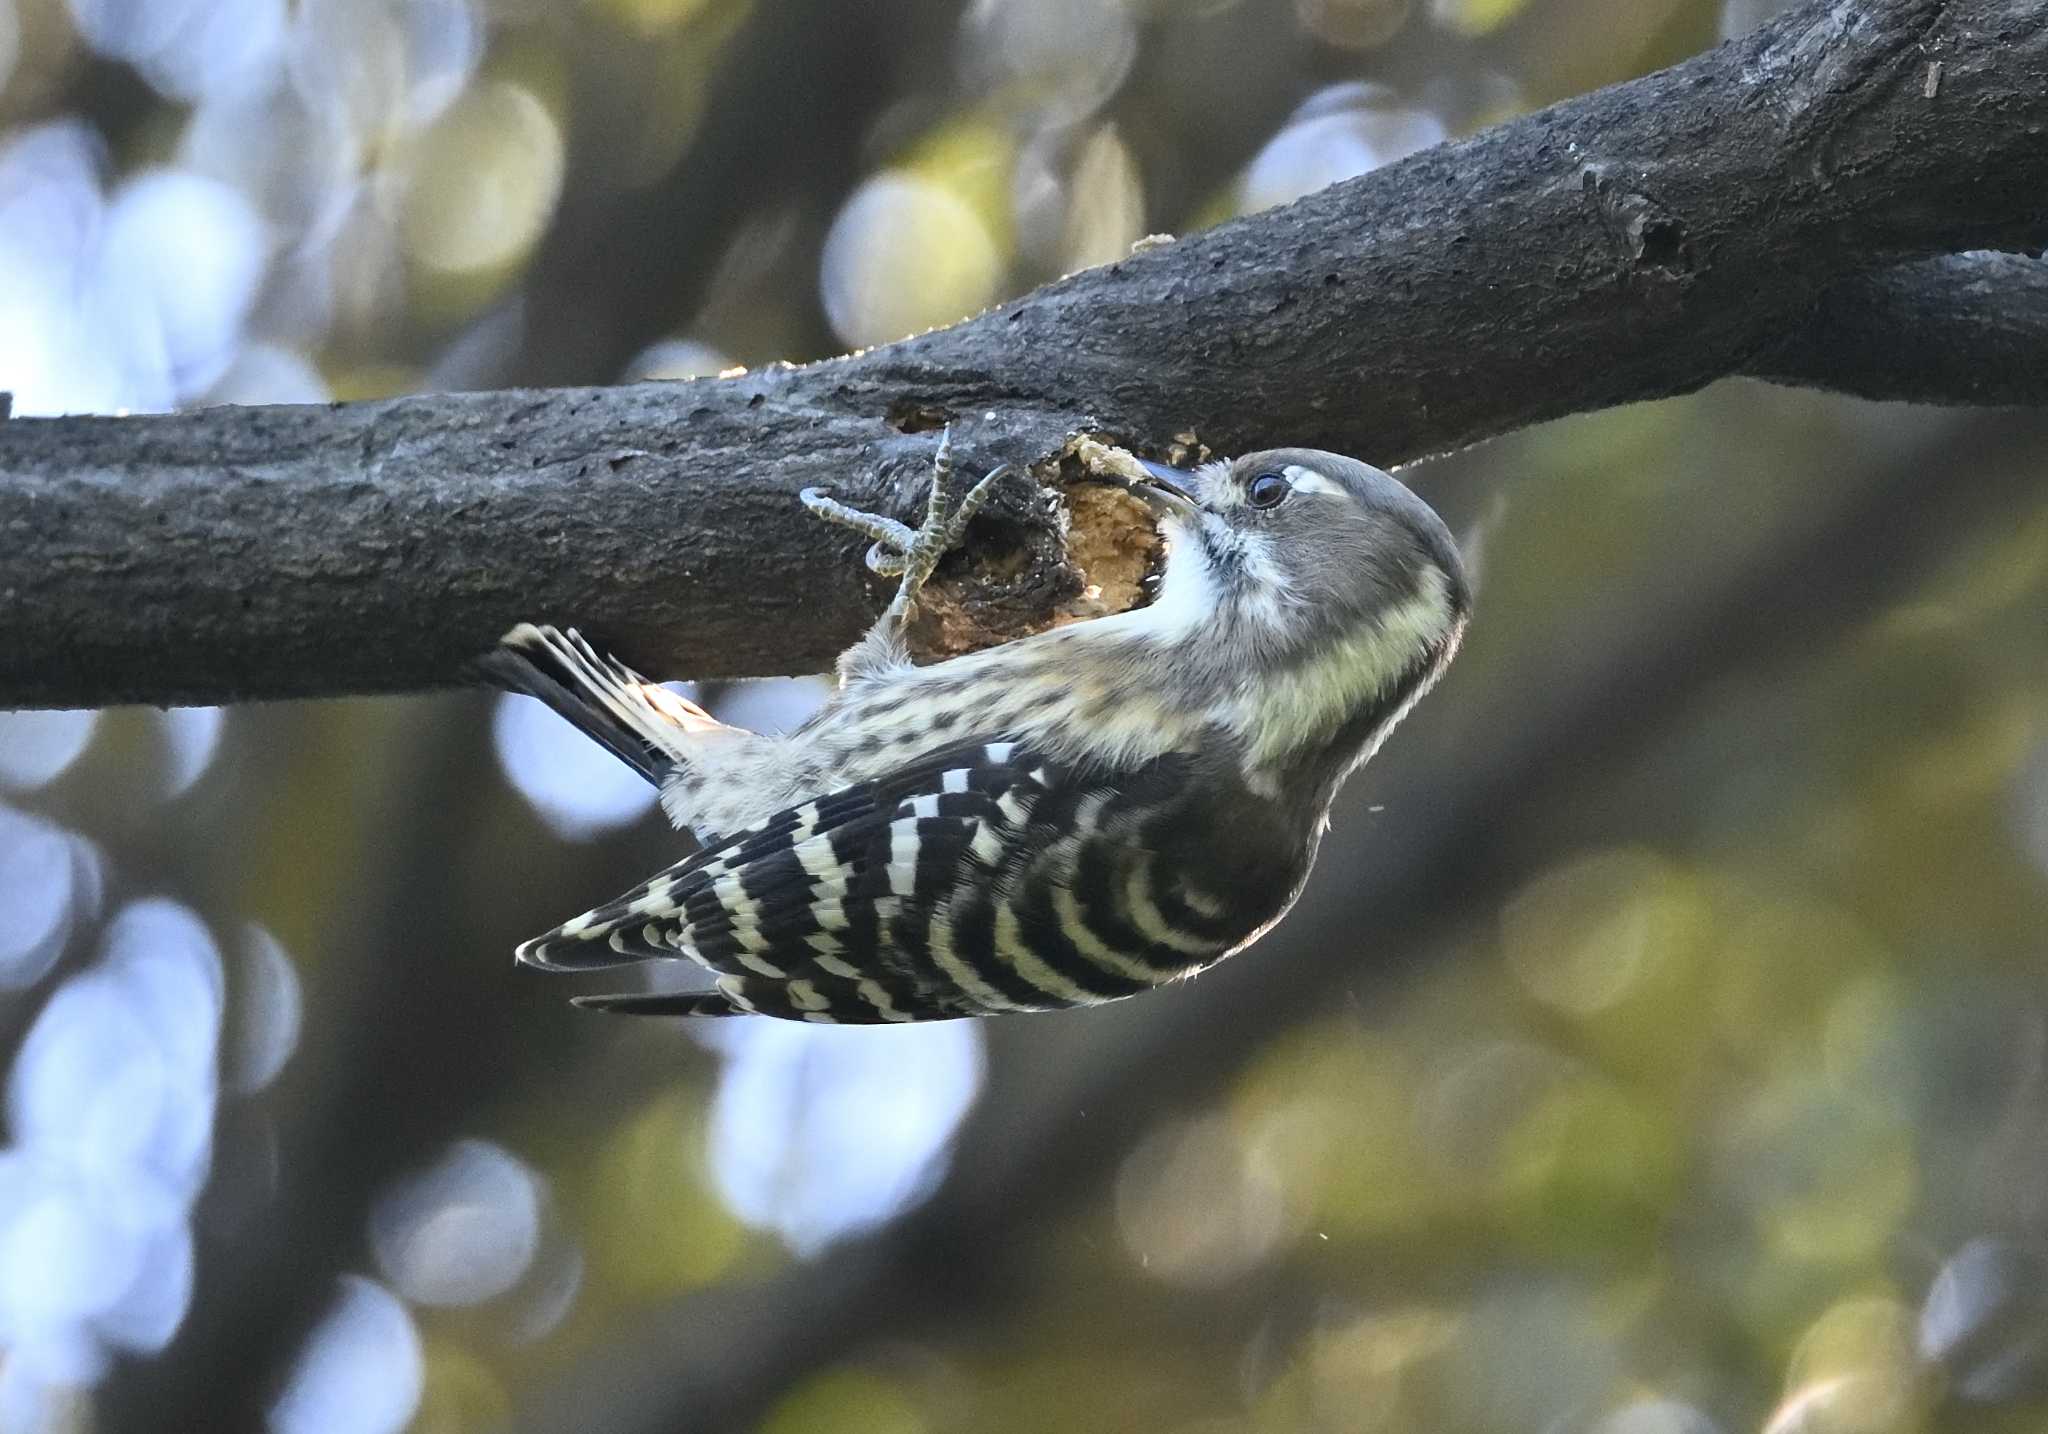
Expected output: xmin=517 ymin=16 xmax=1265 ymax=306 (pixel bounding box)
xmin=488 ymin=436 xmax=1469 ymax=1024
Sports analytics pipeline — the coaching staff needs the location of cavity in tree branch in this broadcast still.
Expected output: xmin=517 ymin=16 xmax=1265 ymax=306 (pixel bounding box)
xmin=1 ymin=0 xmax=2044 ymax=710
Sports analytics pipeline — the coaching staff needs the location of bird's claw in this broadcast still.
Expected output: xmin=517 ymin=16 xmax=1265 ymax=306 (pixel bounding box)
xmin=798 ymin=488 xmax=917 ymax=572
xmin=801 ymin=427 xmax=1017 ymax=622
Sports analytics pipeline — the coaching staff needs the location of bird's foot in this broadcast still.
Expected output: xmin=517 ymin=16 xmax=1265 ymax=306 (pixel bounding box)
xmin=801 ymin=427 xmax=1015 ymax=625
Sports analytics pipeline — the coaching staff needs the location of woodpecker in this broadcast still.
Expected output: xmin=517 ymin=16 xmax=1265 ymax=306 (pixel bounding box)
xmin=488 ymin=434 xmax=1469 ymax=1023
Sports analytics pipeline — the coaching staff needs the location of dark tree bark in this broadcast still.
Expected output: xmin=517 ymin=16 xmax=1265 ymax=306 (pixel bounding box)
xmin=1 ymin=0 xmax=2045 ymax=710
xmin=1752 ymin=252 xmax=2048 ymax=403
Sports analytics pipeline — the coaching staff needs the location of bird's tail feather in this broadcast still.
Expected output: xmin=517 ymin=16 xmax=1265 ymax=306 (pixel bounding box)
xmin=483 ymin=623 xmax=726 ymax=788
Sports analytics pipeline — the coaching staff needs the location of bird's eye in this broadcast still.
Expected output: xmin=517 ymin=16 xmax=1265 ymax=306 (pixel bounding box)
xmin=1246 ymin=472 xmax=1291 ymax=509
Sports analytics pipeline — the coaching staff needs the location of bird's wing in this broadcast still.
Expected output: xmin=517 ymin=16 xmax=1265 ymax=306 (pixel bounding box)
xmin=517 ymin=739 xmax=1241 ymax=1023
xmin=482 ymin=624 xmax=725 ymax=787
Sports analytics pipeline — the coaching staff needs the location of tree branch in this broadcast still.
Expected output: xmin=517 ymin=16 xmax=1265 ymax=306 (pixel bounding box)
xmin=2 ymin=0 xmax=2044 ymax=709
xmin=1748 ymin=252 xmax=2048 ymax=403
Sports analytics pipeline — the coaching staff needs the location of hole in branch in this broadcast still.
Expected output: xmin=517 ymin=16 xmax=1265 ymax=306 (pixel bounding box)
xmin=887 ymin=401 xmax=953 ymax=433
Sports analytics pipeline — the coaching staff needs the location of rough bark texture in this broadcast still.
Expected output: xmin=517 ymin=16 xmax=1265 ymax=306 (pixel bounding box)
xmin=2 ymin=0 xmax=2045 ymax=709
xmin=1753 ymin=252 xmax=2048 ymax=402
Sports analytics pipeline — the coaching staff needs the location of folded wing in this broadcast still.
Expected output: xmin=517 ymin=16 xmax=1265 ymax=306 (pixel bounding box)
xmin=516 ymin=739 xmax=1238 ymax=1023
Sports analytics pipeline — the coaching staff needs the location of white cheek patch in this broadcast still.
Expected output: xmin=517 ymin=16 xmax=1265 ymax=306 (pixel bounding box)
xmin=1127 ymin=522 xmax=1224 ymax=641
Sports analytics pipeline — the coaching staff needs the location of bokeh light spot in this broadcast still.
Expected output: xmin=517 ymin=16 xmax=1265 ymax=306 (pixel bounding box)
xmin=958 ymin=0 xmax=1136 ymax=126
xmin=1767 ymin=1296 xmax=1928 ymax=1434
xmin=706 ymin=676 xmax=830 ymax=735
xmin=626 ymin=337 xmax=733 ymax=381
xmin=706 ymin=1020 xmax=984 ymax=1255
xmin=1296 ymin=0 xmax=1414 ymax=50
xmin=1233 ymin=1026 xmax=1445 ymax=1237
xmin=156 ymin=706 xmax=225 ymax=799
xmin=288 ymin=0 xmax=481 ymax=142
xmin=0 ymin=808 xmax=86 ymax=990
xmin=1116 ymin=1112 xmax=1289 ymax=1286
xmin=271 ymin=1275 xmax=424 ymax=1434
xmin=226 ymin=923 xmax=303 ymax=1096
xmin=1501 ymin=847 xmax=1696 ymax=1016
xmin=492 ymin=692 xmax=659 ymax=841
xmin=1723 ymin=1083 xmax=1915 ymax=1267
xmin=760 ymin=1368 xmax=927 ymax=1434
xmin=97 ymin=168 xmax=271 ymax=406
xmin=1918 ymin=1238 xmax=2048 ymax=1403
xmin=68 ymin=0 xmax=287 ymax=103
xmin=412 ymin=1340 xmax=512 ymax=1433
xmin=371 ymin=1139 xmax=544 ymax=1307
xmin=209 ymin=346 xmax=331 ymax=405
xmin=593 ymin=0 xmax=713 ymax=37
xmin=1429 ymin=0 xmax=1528 ymax=36
xmin=0 ymin=900 xmax=222 ymax=1405
xmin=820 ymin=172 xmax=1002 ymax=350
xmin=1242 ymin=83 xmax=1446 ymax=213
xmin=1059 ymin=124 xmax=1145 ymax=272
xmin=1597 ymin=1399 xmax=1723 ymax=1434
xmin=0 ymin=710 xmax=98 ymax=792
xmin=401 ymin=79 xmax=565 ymax=276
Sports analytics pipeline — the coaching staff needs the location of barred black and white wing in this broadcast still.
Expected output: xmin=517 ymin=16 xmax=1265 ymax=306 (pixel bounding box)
xmin=516 ymin=739 xmax=1299 ymax=1023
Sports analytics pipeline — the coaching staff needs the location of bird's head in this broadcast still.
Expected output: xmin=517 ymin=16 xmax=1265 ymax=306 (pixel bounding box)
xmin=1111 ymin=448 xmax=1470 ymax=774
xmin=1132 ymin=448 xmax=1469 ymax=661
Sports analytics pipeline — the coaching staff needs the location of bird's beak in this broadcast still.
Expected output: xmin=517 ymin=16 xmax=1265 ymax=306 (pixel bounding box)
xmin=1131 ymin=459 xmax=1202 ymax=519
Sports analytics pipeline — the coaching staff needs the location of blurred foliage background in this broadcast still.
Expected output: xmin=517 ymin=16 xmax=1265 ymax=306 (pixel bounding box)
xmin=1 ymin=0 xmax=2046 ymax=1432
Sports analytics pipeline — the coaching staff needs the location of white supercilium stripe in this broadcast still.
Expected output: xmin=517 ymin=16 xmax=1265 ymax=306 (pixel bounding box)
xmin=1281 ymin=463 xmax=1336 ymax=496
